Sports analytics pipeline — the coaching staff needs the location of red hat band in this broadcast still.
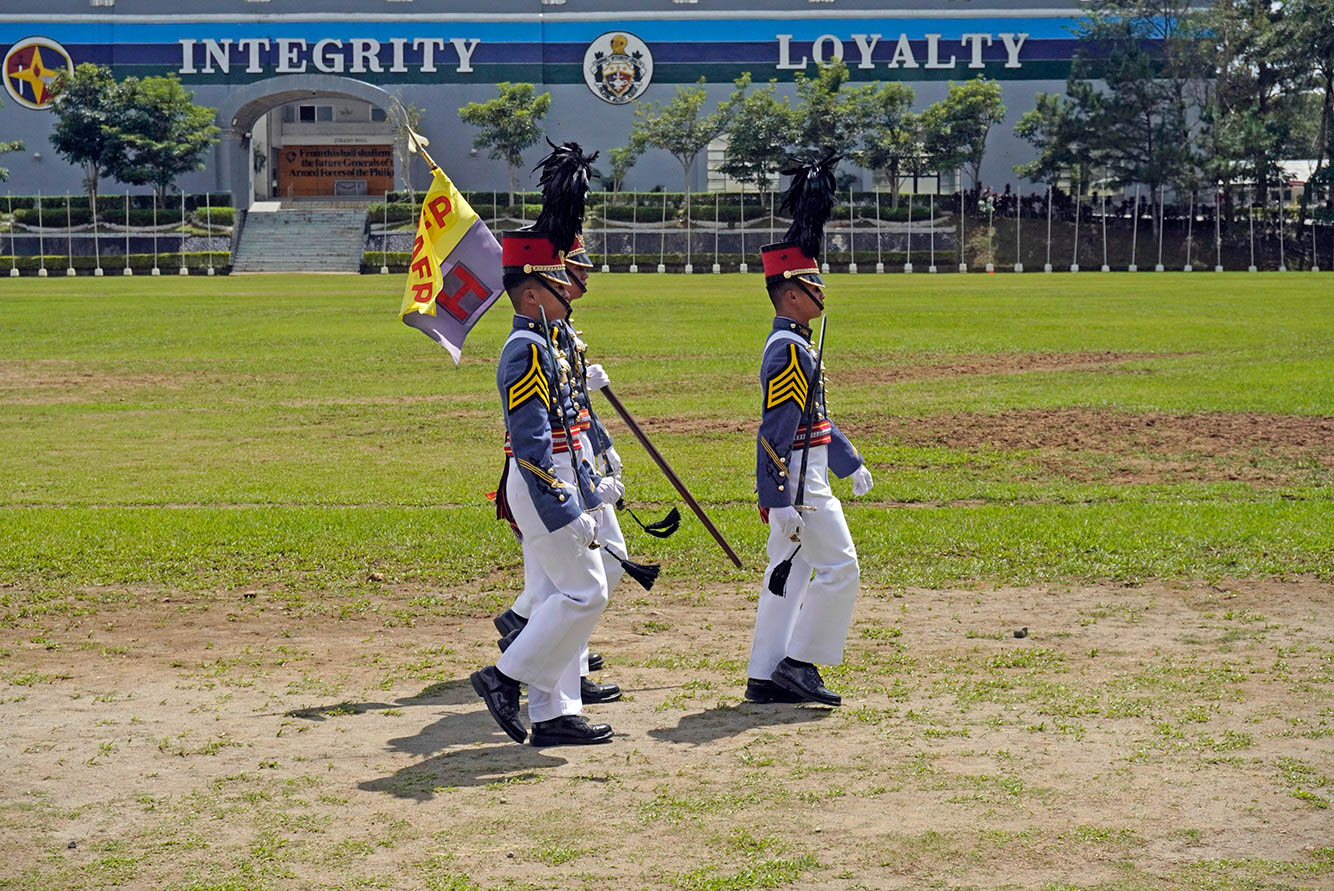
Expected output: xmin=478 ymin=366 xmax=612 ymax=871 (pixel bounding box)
xmin=501 ymin=231 xmax=570 ymax=283
xmin=761 ymin=241 xmax=824 ymax=288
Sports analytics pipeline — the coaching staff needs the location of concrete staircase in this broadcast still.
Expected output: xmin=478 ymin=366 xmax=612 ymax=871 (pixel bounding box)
xmin=231 ymin=206 xmax=367 ymax=273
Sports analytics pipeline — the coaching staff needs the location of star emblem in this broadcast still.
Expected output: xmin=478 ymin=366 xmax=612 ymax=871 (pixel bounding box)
xmin=4 ymin=38 xmax=74 ymax=110
xmin=10 ymin=46 xmax=60 ymax=106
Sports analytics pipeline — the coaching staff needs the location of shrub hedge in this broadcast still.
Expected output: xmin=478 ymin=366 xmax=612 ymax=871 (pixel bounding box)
xmin=2 ymin=193 xmax=231 ymax=212
xmin=10 ymin=205 xmax=235 ymax=228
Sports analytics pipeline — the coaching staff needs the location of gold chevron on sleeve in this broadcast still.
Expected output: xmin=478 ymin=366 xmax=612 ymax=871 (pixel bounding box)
xmin=765 ymin=344 xmax=809 ymax=409
xmin=507 ymin=344 xmax=550 ymax=410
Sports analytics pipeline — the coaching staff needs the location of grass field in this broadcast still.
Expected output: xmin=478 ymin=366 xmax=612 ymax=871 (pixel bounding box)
xmin=1 ymin=273 xmax=1331 ymax=889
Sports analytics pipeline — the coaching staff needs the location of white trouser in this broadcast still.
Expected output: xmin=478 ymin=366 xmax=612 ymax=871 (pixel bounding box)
xmin=511 ymin=439 xmax=626 ymax=676
xmin=747 ymin=445 xmax=860 ymax=680
xmin=497 ymin=455 xmax=609 ymax=723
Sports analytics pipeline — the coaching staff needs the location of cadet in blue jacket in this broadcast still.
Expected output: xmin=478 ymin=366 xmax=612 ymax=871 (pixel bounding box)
xmin=471 ymin=227 xmax=614 ymax=747
xmin=746 ymin=154 xmax=875 ymax=707
xmin=491 ymin=143 xmax=624 ymax=708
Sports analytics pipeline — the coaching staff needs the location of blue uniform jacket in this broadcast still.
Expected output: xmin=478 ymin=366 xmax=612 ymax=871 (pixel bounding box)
xmin=756 ymin=317 xmax=863 ymax=508
xmin=498 ymin=315 xmax=600 ymax=533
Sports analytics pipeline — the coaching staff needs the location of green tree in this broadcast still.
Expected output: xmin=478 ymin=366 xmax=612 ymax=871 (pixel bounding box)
xmin=716 ymin=73 xmax=797 ymax=190
xmin=608 ymin=135 xmax=646 ymax=194
xmin=1202 ymin=0 xmax=1304 ymax=202
xmin=114 ymin=74 xmax=218 ymax=199
xmin=1276 ymin=0 xmax=1334 ymax=185
xmin=1013 ymin=92 xmax=1093 ymax=186
xmin=47 ymin=63 xmax=131 ymax=217
xmin=629 ymin=78 xmax=728 ymax=202
xmin=1011 ymin=0 xmax=1209 ymax=226
xmin=791 ymin=60 xmax=886 ymax=159
xmin=458 ymin=82 xmax=552 ymax=206
xmin=850 ymin=82 xmax=917 ymax=205
xmin=921 ymin=77 xmax=1006 ymax=190
xmin=1083 ymin=0 xmax=1207 ymax=204
xmin=0 ymin=96 xmax=21 ymax=182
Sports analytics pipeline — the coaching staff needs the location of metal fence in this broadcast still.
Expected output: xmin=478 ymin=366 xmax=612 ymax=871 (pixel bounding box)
xmin=8 ymin=188 xmax=1328 ymax=277
xmin=1 ymin=192 xmax=232 ymax=277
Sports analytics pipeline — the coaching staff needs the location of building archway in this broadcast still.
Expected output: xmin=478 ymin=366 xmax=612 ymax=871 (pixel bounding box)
xmin=215 ymin=75 xmax=404 ymax=207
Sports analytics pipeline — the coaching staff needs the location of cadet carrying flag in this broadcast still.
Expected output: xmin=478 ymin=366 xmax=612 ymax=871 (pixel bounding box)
xmin=399 ymin=166 xmax=504 ymax=364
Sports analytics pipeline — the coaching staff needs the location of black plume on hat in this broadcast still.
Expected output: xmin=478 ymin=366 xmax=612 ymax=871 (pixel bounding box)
xmin=532 ymin=138 xmax=600 ymax=255
xmin=778 ymin=148 xmax=840 ymax=261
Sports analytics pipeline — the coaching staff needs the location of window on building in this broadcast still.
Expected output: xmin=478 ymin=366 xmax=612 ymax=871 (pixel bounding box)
xmin=296 ymin=105 xmax=334 ymax=123
xmin=370 ymin=107 xmax=387 ymax=123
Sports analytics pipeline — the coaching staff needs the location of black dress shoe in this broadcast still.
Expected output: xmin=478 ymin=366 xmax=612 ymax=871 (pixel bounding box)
xmin=744 ymin=678 xmax=804 ymax=704
xmin=580 ymin=676 xmax=621 ymax=704
xmin=587 ymin=652 xmax=604 ymax=672
xmin=493 ymin=609 xmax=528 ymax=638
xmin=496 ymin=627 xmax=521 ymax=653
xmin=771 ymin=657 xmax=842 ymax=706
xmin=469 ymin=666 xmax=526 ymax=743
xmin=529 ymin=714 xmax=613 ymax=747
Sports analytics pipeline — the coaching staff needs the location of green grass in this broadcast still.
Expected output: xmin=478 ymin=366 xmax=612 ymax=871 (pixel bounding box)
xmin=1 ymin=273 xmax=1331 ymax=596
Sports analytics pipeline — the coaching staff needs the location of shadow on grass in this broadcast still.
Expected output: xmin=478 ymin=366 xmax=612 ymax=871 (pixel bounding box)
xmin=357 ymin=684 xmax=574 ymax=798
xmin=282 ymin=678 xmax=476 ymax=721
xmin=649 ymin=702 xmax=832 ymax=746
xmin=358 ymin=736 xmax=568 ymax=800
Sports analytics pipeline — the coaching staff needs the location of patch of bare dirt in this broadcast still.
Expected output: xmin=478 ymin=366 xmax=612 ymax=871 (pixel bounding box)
xmin=857 ymin=409 xmax=1334 ymax=486
xmin=0 ymin=360 xmax=189 ymax=404
xmin=842 ymin=350 xmax=1182 ymax=385
xmin=1 ymin=578 xmax=1331 ymax=889
xmin=864 ymin=409 xmax=1334 ymax=455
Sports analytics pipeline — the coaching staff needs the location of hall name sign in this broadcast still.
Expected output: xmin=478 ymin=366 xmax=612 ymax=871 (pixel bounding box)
xmin=177 ymin=37 xmax=483 ymax=75
xmin=173 ymin=32 xmax=1032 ymax=76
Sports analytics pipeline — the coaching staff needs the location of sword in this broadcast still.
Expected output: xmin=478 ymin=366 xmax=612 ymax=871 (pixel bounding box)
xmin=767 ymin=315 xmax=827 ymax=596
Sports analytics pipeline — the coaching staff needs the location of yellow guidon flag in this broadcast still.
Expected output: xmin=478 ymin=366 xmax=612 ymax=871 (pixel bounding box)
xmin=399 ymin=166 xmax=504 ymax=364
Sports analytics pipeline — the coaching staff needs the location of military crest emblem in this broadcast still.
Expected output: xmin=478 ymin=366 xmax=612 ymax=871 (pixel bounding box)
xmin=3 ymin=36 xmax=74 ymax=111
xmin=583 ymin=32 xmax=653 ymax=105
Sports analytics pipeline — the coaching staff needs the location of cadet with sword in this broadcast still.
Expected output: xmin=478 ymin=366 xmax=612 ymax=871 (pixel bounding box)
xmin=747 ymin=153 xmax=875 ymax=707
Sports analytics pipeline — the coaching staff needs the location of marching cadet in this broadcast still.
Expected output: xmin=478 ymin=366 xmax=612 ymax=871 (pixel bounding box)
xmin=471 ymin=224 xmax=616 ymax=746
xmin=492 ymin=142 xmax=633 ymax=707
xmin=746 ymin=153 xmax=875 ymax=707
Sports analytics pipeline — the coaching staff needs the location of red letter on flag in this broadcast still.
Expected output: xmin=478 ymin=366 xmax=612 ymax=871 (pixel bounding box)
xmin=437 ymin=263 xmax=491 ymax=322
xmin=428 ymin=196 xmax=453 ymax=231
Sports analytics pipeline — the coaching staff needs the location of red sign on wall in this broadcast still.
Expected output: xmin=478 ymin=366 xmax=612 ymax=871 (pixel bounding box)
xmin=276 ymin=144 xmax=394 ymax=197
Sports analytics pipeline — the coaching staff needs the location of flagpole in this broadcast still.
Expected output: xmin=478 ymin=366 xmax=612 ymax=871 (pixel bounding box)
xmin=405 ymin=124 xmax=439 ymax=172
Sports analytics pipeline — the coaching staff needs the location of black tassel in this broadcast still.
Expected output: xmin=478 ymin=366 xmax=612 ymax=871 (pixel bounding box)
xmin=602 ymin=545 xmax=660 ymax=591
xmin=778 ymin=148 xmax=840 ymax=261
xmin=618 ymin=501 xmax=681 ymax=539
xmin=533 ymin=138 xmax=600 ymax=254
xmin=766 ymin=544 xmax=802 ymax=597
xmin=643 ymin=506 xmax=682 ymax=538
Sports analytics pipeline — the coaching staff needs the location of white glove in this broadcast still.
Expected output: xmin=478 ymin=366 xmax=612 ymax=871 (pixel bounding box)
xmin=769 ymin=505 xmax=803 ymax=541
xmin=594 ymin=474 xmax=625 ymax=505
xmin=563 ymin=511 xmax=599 ymax=549
xmin=851 ymin=465 xmax=874 ymax=497
xmin=585 ymin=363 xmax=610 ymax=391
xmin=603 ymin=446 xmax=624 ymax=480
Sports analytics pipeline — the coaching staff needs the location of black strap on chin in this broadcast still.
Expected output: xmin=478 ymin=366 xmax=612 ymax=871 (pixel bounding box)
xmin=536 ymin=276 xmax=574 ymax=318
xmin=796 ymin=279 xmax=825 ymax=313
